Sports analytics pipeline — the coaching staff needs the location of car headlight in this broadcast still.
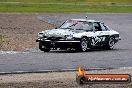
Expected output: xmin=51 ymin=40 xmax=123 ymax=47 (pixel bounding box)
xmin=38 ymin=34 xmax=43 ymax=38
xmin=38 ymin=32 xmax=44 ymax=38
xmin=65 ymin=35 xmax=74 ymax=40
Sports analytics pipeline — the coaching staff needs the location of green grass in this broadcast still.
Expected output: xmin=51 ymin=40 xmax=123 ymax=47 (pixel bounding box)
xmin=0 ymin=3 xmax=131 ymax=13
xmin=0 ymin=0 xmax=132 ymax=13
xmin=0 ymin=0 xmax=132 ymax=4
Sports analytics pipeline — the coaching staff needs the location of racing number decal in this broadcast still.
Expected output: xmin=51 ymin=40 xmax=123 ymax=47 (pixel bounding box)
xmin=91 ymin=36 xmax=105 ymax=45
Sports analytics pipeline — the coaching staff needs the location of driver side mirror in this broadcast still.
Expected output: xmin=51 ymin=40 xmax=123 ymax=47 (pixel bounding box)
xmin=94 ymin=26 xmax=99 ymax=32
xmin=93 ymin=26 xmax=98 ymax=32
xmin=95 ymin=26 xmax=98 ymax=30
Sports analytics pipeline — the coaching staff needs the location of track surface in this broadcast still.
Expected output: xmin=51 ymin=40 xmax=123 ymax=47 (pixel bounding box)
xmin=0 ymin=13 xmax=132 ymax=73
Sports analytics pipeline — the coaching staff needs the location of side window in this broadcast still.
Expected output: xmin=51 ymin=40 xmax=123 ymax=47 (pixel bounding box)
xmin=104 ymin=25 xmax=110 ymax=31
xmin=100 ymin=23 xmax=109 ymax=31
xmin=83 ymin=22 xmax=93 ymax=31
xmin=74 ymin=22 xmax=83 ymax=30
xmin=100 ymin=23 xmax=106 ymax=31
xmin=94 ymin=22 xmax=102 ymax=31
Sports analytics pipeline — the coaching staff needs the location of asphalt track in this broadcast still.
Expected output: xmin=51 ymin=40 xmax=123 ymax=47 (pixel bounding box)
xmin=0 ymin=13 xmax=132 ymax=73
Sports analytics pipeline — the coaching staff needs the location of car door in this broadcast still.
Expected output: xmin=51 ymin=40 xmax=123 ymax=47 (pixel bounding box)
xmin=92 ymin=22 xmax=109 ymax=46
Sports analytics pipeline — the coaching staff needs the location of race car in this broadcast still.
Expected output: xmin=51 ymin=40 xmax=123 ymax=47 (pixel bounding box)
xmin=36 ymin=19 xmax=121 ymax=52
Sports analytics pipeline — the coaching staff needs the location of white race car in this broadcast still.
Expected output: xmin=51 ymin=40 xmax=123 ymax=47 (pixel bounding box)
xmin=36 ymin=19 xmax=121 ymax=52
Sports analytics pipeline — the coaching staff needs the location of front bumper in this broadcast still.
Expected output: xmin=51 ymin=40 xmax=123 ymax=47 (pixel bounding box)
xmin=115 ymin=37 xmax=121 ymax=40
xmin=114 ymin=37 xmax=121 ymax=43
xmin=36 ymin=38 xmax=80 ymax=48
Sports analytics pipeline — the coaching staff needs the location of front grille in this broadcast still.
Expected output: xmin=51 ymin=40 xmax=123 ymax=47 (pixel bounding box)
xmin=47 ymin=37 xmax=62 ymax=41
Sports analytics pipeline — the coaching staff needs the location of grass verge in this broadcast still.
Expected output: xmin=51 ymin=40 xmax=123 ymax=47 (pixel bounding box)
xmin=0 ymin=0 xmax=132 ymax=4
xmin=0 ymin=3 xmax=132 ymax=13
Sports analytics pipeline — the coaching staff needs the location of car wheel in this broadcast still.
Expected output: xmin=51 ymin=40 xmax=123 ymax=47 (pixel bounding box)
xmin=39 ymin=42 xmax=50 ymax=52
xmin=77 ymin=37 xmax=88 ymax=52
xmin=105 ymin=37 xmax=115 ymax=50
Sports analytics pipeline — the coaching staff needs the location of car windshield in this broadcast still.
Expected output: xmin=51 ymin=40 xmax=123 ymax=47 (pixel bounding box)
xmin=59 ymin=20 xmax=93 ymax=31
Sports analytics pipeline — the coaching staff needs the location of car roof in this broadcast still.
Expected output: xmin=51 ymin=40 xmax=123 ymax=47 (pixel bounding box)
xmin=71 ymin=19 xmax=100 ymax=22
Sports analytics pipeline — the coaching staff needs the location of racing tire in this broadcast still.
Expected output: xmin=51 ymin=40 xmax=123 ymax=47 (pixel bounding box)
xmin=105 ymin=36 xmax=115 ymax=50
xmin=76 ymin=37 xmax=88 ymax=52
xmin=39 ymin=42 xmax=50 ymax=52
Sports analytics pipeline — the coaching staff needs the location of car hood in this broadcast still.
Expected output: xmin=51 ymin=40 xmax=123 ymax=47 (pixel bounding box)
xmin=43 ymin=29 xmax=79 ymax=37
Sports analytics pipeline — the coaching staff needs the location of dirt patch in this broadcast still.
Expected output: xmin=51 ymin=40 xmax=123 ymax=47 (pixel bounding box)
xmin=0 ymin=68 xmax=132 ymax=88
xmin=0 ymin=13 xmax=54 ymax=51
